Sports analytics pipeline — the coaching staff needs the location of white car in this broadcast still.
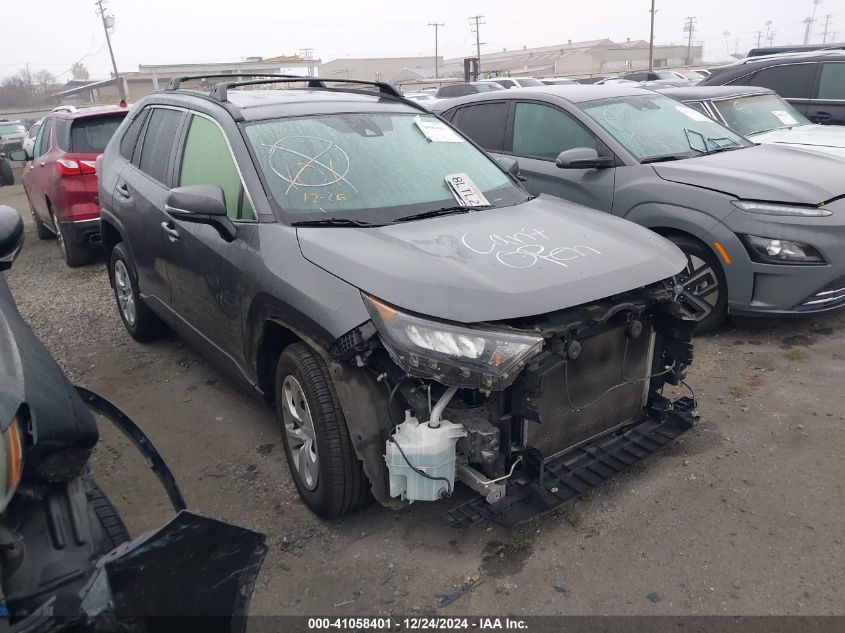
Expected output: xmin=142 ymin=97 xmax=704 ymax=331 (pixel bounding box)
xmin=665 ymin=85 xmax=845 ymax=159
xmin=476 ymin=77 xmax=544 ymax=89
xmin=22 ymin=119 xmax=42 ymax=158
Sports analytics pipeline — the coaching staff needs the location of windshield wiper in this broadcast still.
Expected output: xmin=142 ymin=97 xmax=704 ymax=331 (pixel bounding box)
xmin=291 ymin=218 xmax=381 ymax=228
xmin=699 ymin=145 xmax=745 ymax=156
xmin=393 ymin=205 xmax=489 ymax=223
xmin=641 ymin=154 xmax=689 ymax=164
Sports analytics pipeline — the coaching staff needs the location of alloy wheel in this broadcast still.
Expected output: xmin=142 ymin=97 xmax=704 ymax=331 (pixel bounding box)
xmin=673 ymin=253 xmax=720 ymax=322
xmin=281 ymin=375 xmax=319 ymax=491
xmin=113 ymin=260 xmax=137 ymax=326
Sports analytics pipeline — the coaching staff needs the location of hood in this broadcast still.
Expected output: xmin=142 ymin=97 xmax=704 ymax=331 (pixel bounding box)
xmin=297 ymin=195 xmax=685 ymax=323
xmin=752 ymin=124 xmax=845 ymax=158
xmin=652 ymin=144 xmax=845 ymax=204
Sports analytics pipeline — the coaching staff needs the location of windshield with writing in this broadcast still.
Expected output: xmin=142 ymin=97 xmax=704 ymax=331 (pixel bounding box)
xmin=244 ymin=112 xmax=525 ymax=223
xmin=711 ymin=94 xmax=810 ymax=136
xmin=580 ymin=93 xmax=750 ymax=161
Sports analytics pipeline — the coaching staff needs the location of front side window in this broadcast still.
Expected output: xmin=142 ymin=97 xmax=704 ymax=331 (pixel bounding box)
xmin=747 ymin=63 xmax=815 ymax=99
xmin=512 ymin=102 xmax=596 ymax=160
xmin=581 ymin=93 xmax=749 ymax=162
xmin=137 ymin=108 xmax=182 ymax=183
xmin=179 ymin=115 xmax=254 ymax=221
xmin=34 ymin=119 xmax=52 ymax=157
xmin=817 ymin=63 xmax=845 ymax=100
xmin=244 ymin=112 xmax=523 ymax=223
xmin=712 ymin=94 xmax=810 ymax=136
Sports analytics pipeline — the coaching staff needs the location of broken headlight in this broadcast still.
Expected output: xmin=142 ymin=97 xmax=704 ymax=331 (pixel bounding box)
xmin=741 ymin=235 xmax=825 ymax=265
xmin=363 ymin=294 xmax=543 ymax=390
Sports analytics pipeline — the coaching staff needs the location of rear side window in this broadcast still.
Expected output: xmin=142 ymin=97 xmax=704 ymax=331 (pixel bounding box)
xmin=68 ymin=114 xmax=126 ymax=153
xmin=178 ymin=115 xmax=254 ymax=221
xmin=450 ymin=102 xmax=509 ymax=151
xmin=137 ymin=108 xmax=182 ymax=183
xmin=817 ymin=63 xmax=845 ymax=100
xmin=746 ymin=63 xmax=816 ymax=98
xmin=512 ymin=102 xmax=596 ymax=160
xmin=120 ymin=109 xmax=150 ymax=160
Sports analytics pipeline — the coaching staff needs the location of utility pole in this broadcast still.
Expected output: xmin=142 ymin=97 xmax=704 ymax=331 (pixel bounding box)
xmin=723 ymin=30 xmax=731 ymax=55
xmin=756 ymin=31 xmax=763 ymax=48
xmin=648 ymin=0 xmax=657 ymax=71
xmin=804 ymin=0 xmax=821 ymax=44
xmin=428 ymin=22 xmax=445 ymax=79
xmin=768 ymin=29 xmax=776 ymax=46
xmin=469 ymin=15 xmax=485 ymax=77
xmin=299 ymin=48 xmax=315 ymax=77
xmin=765 ymin=20 xmax=772 ymax=46
xmin=683 ymin=16 xmax=696 ymax=65
xmin=822 ymin=15 xmax=832 ymax=43
xmin=95 ymin=0 xmax=124 ymax=100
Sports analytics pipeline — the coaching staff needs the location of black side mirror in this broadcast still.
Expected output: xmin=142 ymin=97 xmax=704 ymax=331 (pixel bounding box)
xmin=0 ymin=206 xmax=24 ymax=271
xmin=496 ymin=156 xmax=528 ymax=182
xmin=555 ymin=147 xmax=614 ymax=169
xmin=164 ymin=185 xmax=236 ymax=241
xmin=7 ymin=149 xmax=29 ymax=162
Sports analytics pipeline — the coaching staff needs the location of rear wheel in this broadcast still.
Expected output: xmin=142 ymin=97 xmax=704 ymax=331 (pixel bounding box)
xmin=275 ymin=342 xmax=370 ymax=518
xmin=110 ymin=242 xmax=167 ymax=342
xmin=668 ymin=235 xmax=728 ymax=334
xmin=50 ymin=205 xmax=90 ymax=267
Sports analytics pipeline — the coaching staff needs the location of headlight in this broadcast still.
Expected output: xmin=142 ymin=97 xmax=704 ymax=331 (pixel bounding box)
xmin=741 ymin=234 xmax=826 ymax=265
xmin=732 ymin=200 xmax=832 ymax=217
xmin=363 ymin=295 xmax=544 ymax=390
xmin=0 ymin=417 xmax=23 ymax=511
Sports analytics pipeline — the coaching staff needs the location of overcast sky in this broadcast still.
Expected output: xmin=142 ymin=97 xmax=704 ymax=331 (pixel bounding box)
xmin=3 ymin=0 xmax=843 ymax=81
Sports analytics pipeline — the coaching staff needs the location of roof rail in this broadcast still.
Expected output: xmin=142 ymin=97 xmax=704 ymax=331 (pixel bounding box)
xmin=207 ymin=77 xmax=404 ymax=102
xmin=164 ymin=73 xmax=307 ymax=91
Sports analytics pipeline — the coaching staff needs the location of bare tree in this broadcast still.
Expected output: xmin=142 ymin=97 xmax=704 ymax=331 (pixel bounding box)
xmin=33 ymin=69 xmax=56 ymax=95
xmin=0 ymin=67 xmax=55 ymax=106
xmin=71 ymin=62 xmax=90 ymax=81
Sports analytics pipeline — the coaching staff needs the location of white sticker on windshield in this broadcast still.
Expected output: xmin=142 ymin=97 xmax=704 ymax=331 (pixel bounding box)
xmin=445 ymin=173 xmax=490 ymax=207
xmin=675 ymin=104 xmax=711 ymax=122
xmin=771 ymin=109 xmax=799 ymax=126
xmin=415 ymin=115 xmax=464 ymax=143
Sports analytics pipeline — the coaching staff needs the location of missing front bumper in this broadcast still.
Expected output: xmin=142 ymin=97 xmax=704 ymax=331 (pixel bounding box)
xmin=443 ymin=399 xmax=698 ymax=527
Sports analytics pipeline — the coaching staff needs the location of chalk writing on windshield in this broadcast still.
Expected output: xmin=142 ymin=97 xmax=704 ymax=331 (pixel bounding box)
xmin=260 ymin=136 xmax=358 ymax=195
xmin=461 ymin=227 xmax=601 ymax=269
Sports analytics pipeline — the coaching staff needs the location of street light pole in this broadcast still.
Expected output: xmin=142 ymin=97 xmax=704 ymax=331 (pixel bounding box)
xmin=428 ymin=22 xmax=445 ymax=79
xmin=95 ymin=0 xmax=124 ymax=100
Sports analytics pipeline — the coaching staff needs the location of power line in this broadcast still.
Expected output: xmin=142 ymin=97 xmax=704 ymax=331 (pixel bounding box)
xmin=428 ymin=22 xmax=445 ymax=79
xmin=469 ymin=15 xmax=485 ymax=76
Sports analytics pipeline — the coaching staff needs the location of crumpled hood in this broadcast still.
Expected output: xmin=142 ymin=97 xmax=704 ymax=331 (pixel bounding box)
xmin=297 ymin=195 xmax=685 ymax=323
xmin=652 ymin=144 xmax=845 ymax=204
xmin=752 ymin=124 xmax=845 ymax=158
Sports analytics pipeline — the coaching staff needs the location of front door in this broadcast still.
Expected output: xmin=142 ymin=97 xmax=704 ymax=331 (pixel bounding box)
xmin=164 ymin=113 xmax=256 ymax=375
xmin=809 ymin=61 xmax=845 ymax=125
xmin=508 ymin=101 xmax=615 ymax=212
xmin=24 ymin=117 xmax=53 ymax=222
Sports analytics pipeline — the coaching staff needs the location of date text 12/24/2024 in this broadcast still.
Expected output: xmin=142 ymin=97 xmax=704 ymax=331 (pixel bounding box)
xmin=307 ymin=617 xmax=529 ymax=630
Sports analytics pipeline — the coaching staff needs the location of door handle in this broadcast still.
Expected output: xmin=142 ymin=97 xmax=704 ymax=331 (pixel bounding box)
xmin=161 ymin=221 xmax=180 ymax=240
xmin=39 ymin=161 xmax=45 ymax=167
xmin=116 ymin=183 xmax=130 ymax=199
xmin=812 ymin=111 xmax=832 ymax=123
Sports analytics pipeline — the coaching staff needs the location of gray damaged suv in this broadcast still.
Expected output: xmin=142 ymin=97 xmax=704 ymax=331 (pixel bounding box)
xmin=436 ymin=85 xmax=845 ymax=331
xmin=98 ymin=76 xmax=698 ymax=524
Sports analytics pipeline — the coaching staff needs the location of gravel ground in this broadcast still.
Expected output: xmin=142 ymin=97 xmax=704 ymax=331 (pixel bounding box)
xmin=2 ymin=177 xmax=844 ymax=618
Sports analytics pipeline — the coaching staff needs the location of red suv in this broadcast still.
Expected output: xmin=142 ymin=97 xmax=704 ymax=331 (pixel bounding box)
xmin=13 ymin=104 xmax=128 ymax=266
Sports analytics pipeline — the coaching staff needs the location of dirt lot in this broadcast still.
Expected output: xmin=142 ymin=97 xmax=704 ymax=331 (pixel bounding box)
xmin=1 ymin=177 xmax=844 ymax=617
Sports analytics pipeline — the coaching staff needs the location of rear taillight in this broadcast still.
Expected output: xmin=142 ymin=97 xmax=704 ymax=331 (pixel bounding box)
xmin=56 ymin=159 xmax=97 ymax=176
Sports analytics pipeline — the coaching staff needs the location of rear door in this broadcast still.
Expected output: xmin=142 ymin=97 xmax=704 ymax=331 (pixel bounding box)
xmin=449 ymin=101 xmax=509 ymax=153
xmin=744 ymin=62 xmax=817 ymax=117
xmin=112 ymin=106 xmax=184 ymax=314
xmin=164 ymin=112 xmax=256 ymax=374
xmin=809 ymin=61 xmax=845 ymax=125
xmin=505 ymin=100 xmax=615 ymax=211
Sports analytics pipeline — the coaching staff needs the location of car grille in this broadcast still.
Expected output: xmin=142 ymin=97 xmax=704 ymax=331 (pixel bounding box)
xmin=520 ymin=320 xmax=654 ymax=461
xmin=798 ymin=276 xmax=845 ymax=311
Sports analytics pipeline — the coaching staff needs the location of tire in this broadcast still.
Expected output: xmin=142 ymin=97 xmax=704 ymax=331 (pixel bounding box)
xmin=50 ymin=205 xmax=90 ymax=267
xmin=275 ymin=342 xmax=370 ymax=518
xmin=110 ymin=242 xmax=167 ymax=342
xmin=24 ymin=189 xmax=53 ymax=240
xmin=0 ymin=159 xmax=13 ymax=186
xmin=668 ymin=235 xmax=728 ymax=334
xmin=86 ymin=479 xmax=131 ymax=550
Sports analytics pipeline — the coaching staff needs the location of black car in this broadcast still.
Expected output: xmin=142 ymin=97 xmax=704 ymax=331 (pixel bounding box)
xmin=97 ymin=75 xmax=697 ymax=523
xmin=700 ymin=50 xmax=845 ymax=125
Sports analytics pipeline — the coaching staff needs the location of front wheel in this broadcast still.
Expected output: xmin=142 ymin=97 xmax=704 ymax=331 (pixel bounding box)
xmin=275 ymin=342 xmax=370 ymax=518
xmin=669 ymin=235 xmax=728 ymax=334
